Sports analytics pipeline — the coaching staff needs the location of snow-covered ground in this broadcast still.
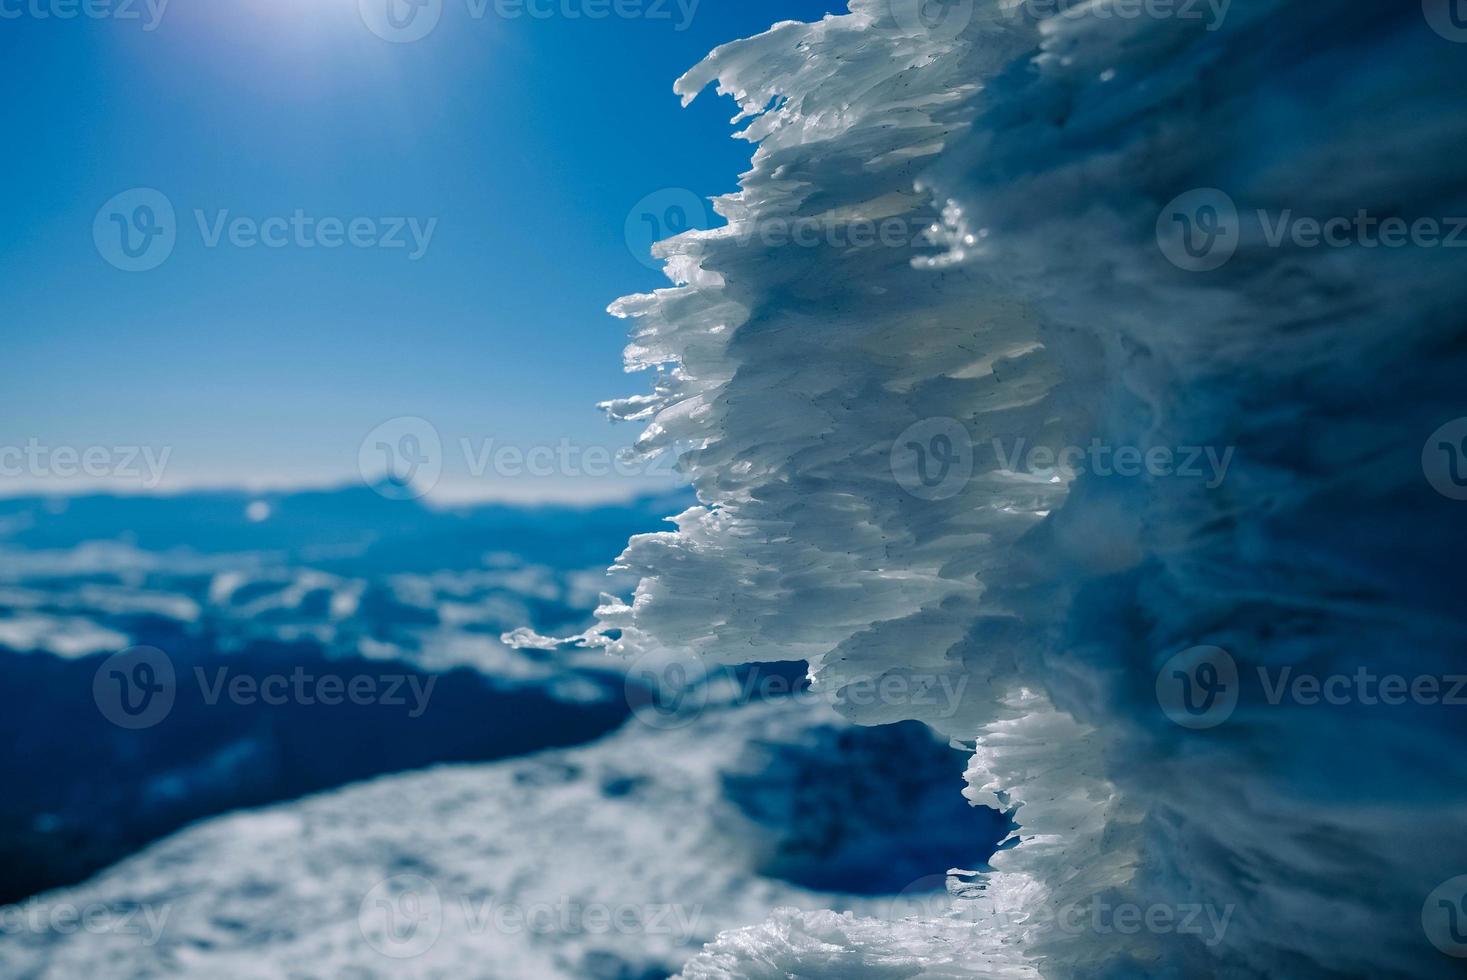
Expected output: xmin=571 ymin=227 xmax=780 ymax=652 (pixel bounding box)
xmin=0 ymin=698 xmax=998 ymax=979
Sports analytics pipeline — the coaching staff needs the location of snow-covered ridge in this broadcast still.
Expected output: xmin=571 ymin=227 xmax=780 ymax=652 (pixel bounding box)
xmin=594 ymin=1 xmax=1467 ymax=975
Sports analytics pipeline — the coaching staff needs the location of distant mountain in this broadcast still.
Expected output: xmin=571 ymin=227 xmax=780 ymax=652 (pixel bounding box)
xmin=0 ymin=486 xmax=692 ymax=902
xmin=0 ymin=485 xmax=694 ymax=572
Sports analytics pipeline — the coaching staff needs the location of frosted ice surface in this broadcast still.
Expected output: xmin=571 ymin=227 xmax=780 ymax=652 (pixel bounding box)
xmin=599 ymin=0 xmax=1467 ymax=975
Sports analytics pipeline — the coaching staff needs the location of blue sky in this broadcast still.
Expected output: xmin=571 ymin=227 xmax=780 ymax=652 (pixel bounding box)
xmin=0 ymin=0 xmax=844 ymax=502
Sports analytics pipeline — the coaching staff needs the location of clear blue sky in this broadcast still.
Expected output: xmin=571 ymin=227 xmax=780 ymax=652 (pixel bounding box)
xmin=0 ymin=0 xmax=844 ymax=502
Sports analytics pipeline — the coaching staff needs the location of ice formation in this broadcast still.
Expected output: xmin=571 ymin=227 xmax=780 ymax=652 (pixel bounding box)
xmin=587 ymin=0 xmax=1467 ymax=975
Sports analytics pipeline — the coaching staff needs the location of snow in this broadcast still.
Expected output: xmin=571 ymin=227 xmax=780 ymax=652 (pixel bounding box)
xmin=0 ymin=699 xmax=988 ymax=979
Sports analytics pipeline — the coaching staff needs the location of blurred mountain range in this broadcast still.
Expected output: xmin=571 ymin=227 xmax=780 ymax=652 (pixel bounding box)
xmin=0 ymin=485 xmax=690 ymax=902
